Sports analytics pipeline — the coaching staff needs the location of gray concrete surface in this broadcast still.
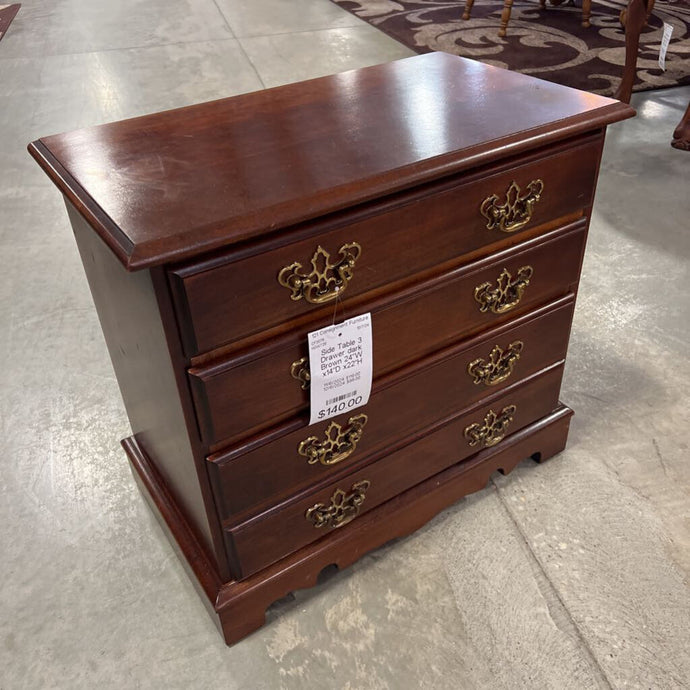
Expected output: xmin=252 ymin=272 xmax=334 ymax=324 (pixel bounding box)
xmin=1 ymin=1 xmax=688 ymax=688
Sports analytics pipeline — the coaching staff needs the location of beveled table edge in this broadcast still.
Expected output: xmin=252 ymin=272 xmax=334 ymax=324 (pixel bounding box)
xmin=28 ymin=55 xmax=634 ymax=272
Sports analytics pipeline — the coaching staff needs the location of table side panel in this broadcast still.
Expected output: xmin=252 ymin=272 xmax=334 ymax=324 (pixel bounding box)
xmin=67 ymin=203 xmax=226 ymax=574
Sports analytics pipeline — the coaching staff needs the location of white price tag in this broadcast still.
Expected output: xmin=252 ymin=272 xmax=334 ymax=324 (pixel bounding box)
xmin=307 ymin=313 xmax=373 ymax=425
xmin=659 ymin=22 xmax=673 ymax=71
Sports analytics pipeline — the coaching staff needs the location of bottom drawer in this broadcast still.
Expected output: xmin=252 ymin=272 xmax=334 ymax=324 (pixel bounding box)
xmin=224 ymin=362 xmax=565 ymax=580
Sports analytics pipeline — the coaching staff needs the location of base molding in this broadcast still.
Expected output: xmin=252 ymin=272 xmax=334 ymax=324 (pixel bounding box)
xmin=124 ymin=403 xmax=573 ymax=645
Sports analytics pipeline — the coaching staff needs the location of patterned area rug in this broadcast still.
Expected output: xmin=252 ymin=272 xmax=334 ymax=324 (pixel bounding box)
xmin=331 ymin=0 xmax=690 ymax=95
xmin=0 ymin=3 xmax=20 ymax=43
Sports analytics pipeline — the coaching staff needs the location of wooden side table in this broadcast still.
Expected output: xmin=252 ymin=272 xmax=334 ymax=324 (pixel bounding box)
xmin=29 ymin=53 xmax=634 ymax=645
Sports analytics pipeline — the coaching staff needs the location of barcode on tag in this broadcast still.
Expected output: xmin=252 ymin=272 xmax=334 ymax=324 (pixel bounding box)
xmin=307 ymin=313 xmax=373 ymax=425
xmin=325 ymin=390 xmax=359 ymax=406
xmin=659 ymin=22 xmax=673 ymax=71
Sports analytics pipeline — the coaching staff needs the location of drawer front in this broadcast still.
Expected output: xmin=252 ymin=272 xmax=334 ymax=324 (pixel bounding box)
xmin=207 ymin=296 xmax=575 ymax=521
xmin=223 ymin=363 xmax=564 ymax=580
xmin=191 ymin=222 xmax=586 ymax=448
xmin=171 ymin=136 xmax=601 ymax=356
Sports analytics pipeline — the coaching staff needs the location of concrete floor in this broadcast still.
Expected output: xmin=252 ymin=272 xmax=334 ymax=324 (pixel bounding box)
xmin=1 ymin=1 xmax=689 ymax=688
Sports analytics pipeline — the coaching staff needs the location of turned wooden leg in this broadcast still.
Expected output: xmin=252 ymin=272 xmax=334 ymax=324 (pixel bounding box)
xmin=646 ymin=0 xmax=656 ymax=21
xmin=582 ymin=0 xmax=592 ymax=27
xmin=622 ymin=0 xmax=656 ymax=25
xmin=499 ymin=0 xmax=514 ymax=37
xmin=614 ymin=0 xmax=649 ymax=103
xmin=463 ymin=0 xmax=475 ymax=21
xmin=671 ymin=101 xmax=690 ymax=151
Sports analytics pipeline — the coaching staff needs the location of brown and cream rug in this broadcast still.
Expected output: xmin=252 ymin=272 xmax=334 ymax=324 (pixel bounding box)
xmin=331 ymin=0 xmax=690 ymax=95
xmin=0 ymin=3 xmax=20 ymax=43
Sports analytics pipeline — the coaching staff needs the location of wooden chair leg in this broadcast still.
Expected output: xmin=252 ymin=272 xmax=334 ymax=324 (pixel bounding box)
xmin=499 ymin=0 xmax=514 ymax=37
xmin=582 ymin=0 xmax=592 ymax=27
xmin=463 ymin=0 xmax=475 ymax=21
xmin=620 ymin=0 xmax=655 ymax=28
xmin=614 ymin=0 xmax=650 ymax=103
xmin=671 ymin=101 xmax=690 ymax=151
xmin=539 ymin=0 xmax=546 ymax=8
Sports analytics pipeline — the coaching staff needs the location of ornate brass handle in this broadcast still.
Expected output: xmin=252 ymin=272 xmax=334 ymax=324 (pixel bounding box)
xmin=290 ymin=357 xmax=311 ymax=390
xmin=480 ymin=179 xmax=544 ymax=233
xmin=467 ymin=341 xmax=524 ymax=386
xmin=306 ymin=480 xmax=371 ymax=529
xmin=464 ymin=404 xmax=517 ymax=448
xmin=298 ymin=414 xmax=368 ymax=466
xmin=278 ymin=242 xmax=362 ymax=304
xmin=474 ymin=266 xmax=533 ymax=315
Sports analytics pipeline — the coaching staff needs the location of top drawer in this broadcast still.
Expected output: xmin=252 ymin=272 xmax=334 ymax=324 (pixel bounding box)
xmin=169 ymin=134 xmax=603 ymax=356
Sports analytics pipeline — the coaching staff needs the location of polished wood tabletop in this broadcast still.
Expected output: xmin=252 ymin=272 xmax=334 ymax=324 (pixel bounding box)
xmin=28 ymin=52 xmax=633 ymax=270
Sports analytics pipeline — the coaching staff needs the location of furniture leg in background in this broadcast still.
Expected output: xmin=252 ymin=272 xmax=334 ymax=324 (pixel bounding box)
xmin=500 ymin=0 xmax=515 ymax=37
xmin=671 ymin=101 xmax=690 ymax=150
xmin=463 ymin=0 xmax=592 ymax=38
xmin=614 ymin=0 xmax=653 ymax=103
xmin=549 ymin=0 xmax=592 ymax=28
xmin=615 ymin=0 xmax=688 ymax=152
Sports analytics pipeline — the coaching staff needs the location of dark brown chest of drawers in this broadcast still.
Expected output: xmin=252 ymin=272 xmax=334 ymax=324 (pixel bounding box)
xmin=30 ymin=53 xmax=634 ymax=645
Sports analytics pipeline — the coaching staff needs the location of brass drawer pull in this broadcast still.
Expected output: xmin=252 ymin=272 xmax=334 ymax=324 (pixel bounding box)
xmin=298 ymin=414 xmax=368 ymax=466
xmin=480 ymin=179 xmax=544 ymax=233
xmin=290 ymin=357 xmax=311 ymax=390
xmin=474 ymin=266 xmax=533 ymax=314
xmin=464 ymin=404 xmax=517 ymax=448
xmin=278 ymin=242 xmax=362 ymax=304
xmin=467 ymin=341 xmax=524 ymax=386
xmin=306 ymin=480 xmax=371 ymax=529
